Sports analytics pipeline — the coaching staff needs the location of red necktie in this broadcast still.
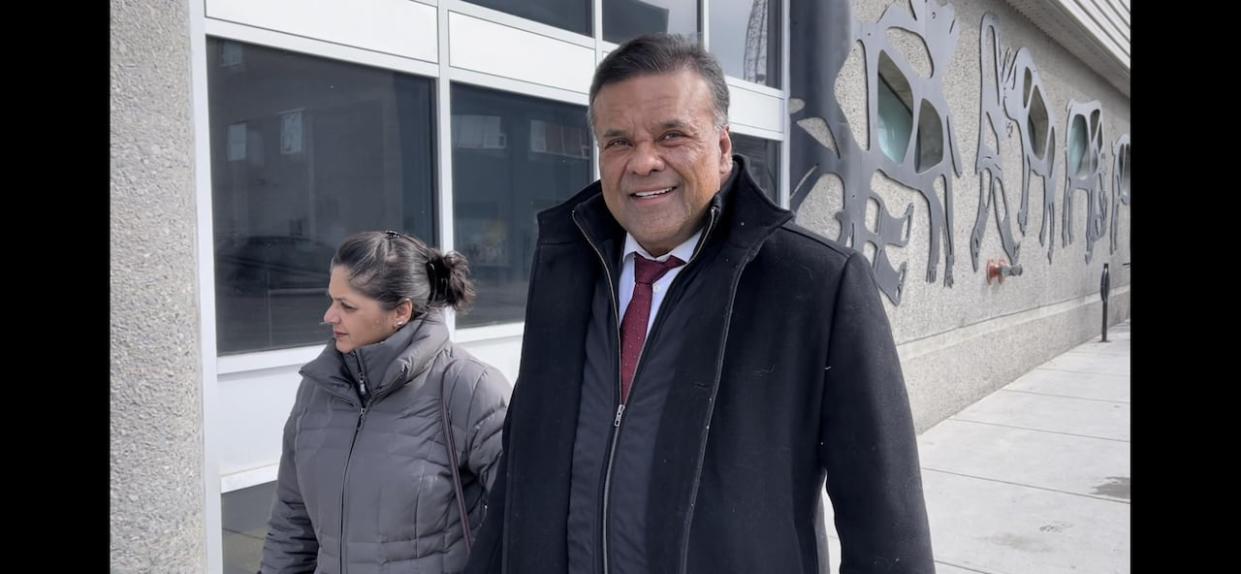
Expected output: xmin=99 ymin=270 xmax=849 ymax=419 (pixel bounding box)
xmin=619 ymin=254 xmax=684 ymax=403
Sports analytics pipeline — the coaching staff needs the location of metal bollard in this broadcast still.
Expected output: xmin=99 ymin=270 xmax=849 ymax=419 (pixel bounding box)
xmin=1100 ymin=263 xmax=1111 ymax=342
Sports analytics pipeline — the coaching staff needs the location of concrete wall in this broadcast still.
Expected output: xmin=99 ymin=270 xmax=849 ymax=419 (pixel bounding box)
xmin=111 ymin=0 xmax=206 ymax=570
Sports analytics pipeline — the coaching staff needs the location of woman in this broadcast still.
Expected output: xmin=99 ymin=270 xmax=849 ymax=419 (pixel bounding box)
xmin=261 ymin=230 xmax=509 ymax=574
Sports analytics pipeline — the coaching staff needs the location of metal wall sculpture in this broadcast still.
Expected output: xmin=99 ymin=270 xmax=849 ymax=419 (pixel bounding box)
xmin=790 ymin=0 xmax=962 ymax=305
xmin=789 ymin=0 xmax=1129 ymax=304
xmin=971 ymin=12 xmax=1060 ymax=270
xmin=1109 ymin=134 xmax=1130 ymax=255
xmin=1062 ymin=100 xmax=1108 ymax=263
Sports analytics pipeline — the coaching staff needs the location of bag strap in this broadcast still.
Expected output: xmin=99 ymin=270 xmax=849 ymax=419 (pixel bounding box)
xmin=439 ymin=373 xmax=473 ymax=555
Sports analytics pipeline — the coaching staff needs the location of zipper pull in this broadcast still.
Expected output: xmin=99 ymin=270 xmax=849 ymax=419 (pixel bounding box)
xmin=356 ymin=406 xmax=367 ymax=428
xmin=613 ymin=404 xmax=626 ymax=428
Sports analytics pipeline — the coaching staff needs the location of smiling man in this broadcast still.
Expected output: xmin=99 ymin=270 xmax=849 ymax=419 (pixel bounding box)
xmin=466 ymin=34 xmax=935 ymax=574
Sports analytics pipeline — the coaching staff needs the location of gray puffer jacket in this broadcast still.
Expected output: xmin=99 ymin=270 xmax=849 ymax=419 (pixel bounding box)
xmin=261 ymin=310 xmax=509 ymax=574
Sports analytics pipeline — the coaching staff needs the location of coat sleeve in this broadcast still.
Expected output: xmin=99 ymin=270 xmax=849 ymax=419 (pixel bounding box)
xmin=460 ymin=365 xmax=510 ymax=496
xmin=819 ymin=252 xmax=935 ymax=573
xmin=462 ymin=376 xmax=513 ymax=574
xmin=260 ymin=398 xmax=319 ymax=574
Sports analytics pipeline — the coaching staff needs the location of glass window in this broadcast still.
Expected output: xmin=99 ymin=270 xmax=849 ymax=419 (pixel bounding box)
xmin=207 ymin=39 xmax=437 ymax=355
xmin=604 ymin=0 xmax=698 ymax=45
xmin=1067 ymin=114 xmax=1089 ymax=177
xmin=877 ymin=52 xmax=914 ymax=165
xmin=1117 ymin=141 xmax=1131 ymax=200
xmin=914 ymin=100 xmax=943 ymax=173
xmin=463 ymin=0 xmax=592 ymax=36
xmin=222 ymin=482 xmax=277 ymax=574
xmin=1024 ymin=78 xmax=1050 ymax=160
xmin=710 ymin=0 xmax=781 ymax=88
xmin=451 ymin=84 xmax=593 ymax=328
xmin=731 ymin=132 xmax=780 ymax=202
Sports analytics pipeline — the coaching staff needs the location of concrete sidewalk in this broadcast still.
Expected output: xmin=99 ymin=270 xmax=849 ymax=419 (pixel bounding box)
xmin=825 ymin=320 xmax=1131 ymax=573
